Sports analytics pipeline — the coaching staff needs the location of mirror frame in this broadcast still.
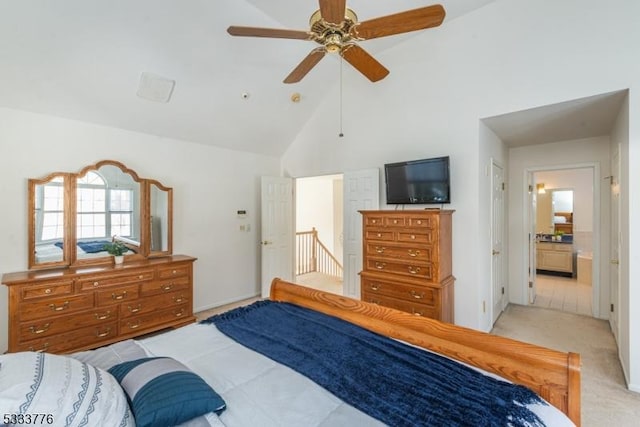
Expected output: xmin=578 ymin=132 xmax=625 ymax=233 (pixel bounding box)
xmin=28 ymin=160 xmax=173 ymax=269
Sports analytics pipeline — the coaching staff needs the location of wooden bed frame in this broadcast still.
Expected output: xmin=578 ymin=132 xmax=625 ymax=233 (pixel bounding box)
xmin=270 ymin=278 xmax=581 ymax=426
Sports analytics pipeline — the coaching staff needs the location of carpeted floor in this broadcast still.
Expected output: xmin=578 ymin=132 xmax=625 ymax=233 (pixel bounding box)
xmin=491 ymin=304 xmax=640 ymax=426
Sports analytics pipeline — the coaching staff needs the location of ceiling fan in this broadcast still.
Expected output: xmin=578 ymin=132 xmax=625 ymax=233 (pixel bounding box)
xmin=227 ymin=0 xmax=446 ymax=83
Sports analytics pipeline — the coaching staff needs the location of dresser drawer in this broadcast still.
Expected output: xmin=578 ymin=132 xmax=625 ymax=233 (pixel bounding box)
xmin=365 ymin=243 xmax=433 ymax=262
xmin=364 ymin=216 xmax=385 ymax=227
xmin=362 ymin=292 xmax=437 ymax=318
xmin=157 ymin=264 xmax=190 ymax=279
xmin=397 ymin=230 xmax=434 ymax=244
xmin=141 ymin=276 xmax=190 ymax=296
xmin=408 ymin=216 xmax=436 ymax=228
xmin=19 ymin=308 xmax=117 ymax=341
xmin=365 ymin=259 xmax=433 ymax=280
xmin=120 ymin=303 xmax=191 ymax=334
xmin=78 ymin=270 xmax=153 ymax=290
xmin=384 ymin=216 xmax=406 ymax=227
xmin=21 ymin=280 xmax=74 ymax=300
xmin=95 ymin=284 xmax=140 ymax=306
xmin=20 ymin=294 xmax=95 ymax=321
xmin=14 ymin=321 xmax=119 ymax=353
xmin=362 ymin=278 xmax=437 ymax=306
xmin=120 ymin=290 xmax=191 ymax=318
xmin=364 ymin=230 xmax=394 ymax=241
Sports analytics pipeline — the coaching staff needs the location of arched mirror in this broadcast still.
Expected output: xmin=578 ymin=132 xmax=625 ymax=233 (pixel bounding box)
xmin=28 ymin=160 xmax=173 ymax=269
xmin=74 ymin=162 xmax=143 ymax=264
xmin=149 ymin=180 xmax=172 ymax=255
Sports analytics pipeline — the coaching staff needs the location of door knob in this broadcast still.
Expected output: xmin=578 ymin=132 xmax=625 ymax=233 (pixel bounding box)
xmin=492 ymin=250 xmax=500 ymax=255
xmin=261 ymin=240 xmax=273 ymax=246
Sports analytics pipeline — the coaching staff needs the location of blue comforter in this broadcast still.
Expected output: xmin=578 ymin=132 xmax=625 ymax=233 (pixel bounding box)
xmin=203 ymin=301 xmax=547 ymax=427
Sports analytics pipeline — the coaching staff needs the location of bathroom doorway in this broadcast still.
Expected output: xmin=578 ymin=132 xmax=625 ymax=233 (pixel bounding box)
xmin=529 ymin=166 xmax=597 ymax=317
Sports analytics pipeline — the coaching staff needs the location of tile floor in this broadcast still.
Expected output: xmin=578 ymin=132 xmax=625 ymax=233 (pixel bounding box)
xmin=533 ymin=273 xmax=593 ymax=316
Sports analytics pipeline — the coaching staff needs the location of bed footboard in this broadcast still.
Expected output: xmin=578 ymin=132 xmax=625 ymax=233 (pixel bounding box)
xmin=269 ymin=278 xmax=581 ymax=426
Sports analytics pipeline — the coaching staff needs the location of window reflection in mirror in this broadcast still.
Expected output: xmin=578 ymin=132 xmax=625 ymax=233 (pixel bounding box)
xmin=76 ymin=164 xmax=141 ymax=260
xmin=32 ymin=176 xmax=65 ymax=265
xmin=149 ymin=181 xmax=171 ymax=254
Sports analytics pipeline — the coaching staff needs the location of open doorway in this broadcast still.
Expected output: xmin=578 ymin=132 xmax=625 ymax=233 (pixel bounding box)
xmin=530 ymin=166 xmax=596 ymax=316
xmin=295 ymin=174 xmax=344 ymax=294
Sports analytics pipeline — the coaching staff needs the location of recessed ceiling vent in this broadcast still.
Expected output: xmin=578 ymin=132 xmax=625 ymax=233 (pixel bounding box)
xmin=137 ymin=72 xmax=175 ymax=103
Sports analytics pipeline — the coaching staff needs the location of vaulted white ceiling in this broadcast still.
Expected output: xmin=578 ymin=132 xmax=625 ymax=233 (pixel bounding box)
xmin=0 ymin=0 xmax=495 ymax=156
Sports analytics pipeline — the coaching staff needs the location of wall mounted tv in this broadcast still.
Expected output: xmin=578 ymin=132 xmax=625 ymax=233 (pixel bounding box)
xmin=384 ymin=156 xmax=451 ymax=204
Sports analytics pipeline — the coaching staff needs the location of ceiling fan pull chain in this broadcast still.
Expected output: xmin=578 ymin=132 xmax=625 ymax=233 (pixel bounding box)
xmin=339 ymin=56 xmax=344 ymax=138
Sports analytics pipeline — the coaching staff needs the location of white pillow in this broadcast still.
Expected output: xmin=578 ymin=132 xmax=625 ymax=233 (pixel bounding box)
xmin=0 ymin=351 xmax=134 ymax=427
xmin=553 ymin=215 xmax=567 ymax=223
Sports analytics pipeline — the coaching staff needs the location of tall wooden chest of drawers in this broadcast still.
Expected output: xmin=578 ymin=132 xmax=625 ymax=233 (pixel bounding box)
xmin=2 ymin=255 xmax=196 ymax=354
xmin=359 ymin=210 xmax=454 ymax=322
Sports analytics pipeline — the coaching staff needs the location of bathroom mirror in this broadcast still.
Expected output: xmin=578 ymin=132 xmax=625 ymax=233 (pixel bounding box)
xmin=536 ymin=188 xmax=573 ymax=235
xmin=28 ymin=160 xmax=173 ymax=269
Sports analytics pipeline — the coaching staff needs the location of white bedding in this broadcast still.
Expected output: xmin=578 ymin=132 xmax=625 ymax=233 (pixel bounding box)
xmin=138 ymin=322 xmax=575 ymax=427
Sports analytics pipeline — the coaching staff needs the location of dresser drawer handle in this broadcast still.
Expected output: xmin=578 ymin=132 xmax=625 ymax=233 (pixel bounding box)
xmin=93 ymin=281 xmax=100 ymax=287
xmin=410 ymin=290 xmax=425 ymax=299
xmin=407 ymin=249 xmax=420 ymax=257
xmin=411 ymin=308 xmax=424 ymax=316
xmin=376 ymin=233 xmax=382 ymax=238
xmin=29 ymin=323 xmax=51 ymax=334
xmin=49 ymin=301 xmax=69 ymax=311
xmin=95 ymin=327 xmax=111 ymax=338
xmin=370 ymin=283 xmax=381 ymax=291
xmin=410 ymin=234 xmax=416 ymax=240
xmin=375 ymin=262 xmax=386 ymax=270
xmin=111 ymin=291 xmax=128 ymax=300
xmin=94 ymin=311 xmax=111 ymax=320
xmin=408 ymin=266 xmax=421 ymax=274
xmin=173 ymin=295 xmax=185 ymax=303
xmin=161 ymin=283 xmax=173 ymax=291
xmin=127 ymin=304 xmax=141 ymax=313
xmin=174 ymin=308 xmax=185 ymax=317
xmin=172 ymin=269 xmax=178 ymax=274
xmin=29 ymin=343 xmax=49 ymax=352
xmin=44 ymin=288 xmax=52 ymax=294
xmin=138 ymin=274 xmax=144 ymax=279
xmin=416 ymin=220 xmax=423 ymax=225
xmin=393 ymin=219 xmax=399 ymax=224
xmin=371 ymin=219 xmax=377 ymax=224
xmin=375 ymin=246 xmax=385 ymax=254
xmin=127 ymin=321 xmax=141 ymax=329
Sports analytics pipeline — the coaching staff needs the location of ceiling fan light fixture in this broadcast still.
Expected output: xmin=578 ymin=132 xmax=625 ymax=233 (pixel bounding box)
xmin=325 ymin=33 xmax=342 ymax=53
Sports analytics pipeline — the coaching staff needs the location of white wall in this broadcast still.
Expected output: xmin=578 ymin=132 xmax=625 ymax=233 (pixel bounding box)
xmin=0 ymin=107 xmax=280 ymax=353
xmin=281 ymin=0 xmax=640 ymax=389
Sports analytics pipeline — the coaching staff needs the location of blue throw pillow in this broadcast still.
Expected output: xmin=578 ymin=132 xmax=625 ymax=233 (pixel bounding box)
xmin=108 ymin=357 xmax=226 ymax=427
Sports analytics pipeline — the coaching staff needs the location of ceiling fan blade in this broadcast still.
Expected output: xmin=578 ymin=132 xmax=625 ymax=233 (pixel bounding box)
xmin=354 ymin=5 xmax=446 ymax=40
xmin=340 ymin=45 xmax=389 ymax=82
xmin=319 ymin=0 xmax=347 ymax=25
xmin=284 ymin=49 xmax=327 ymax=84
xmin=227 ymin=26 xmax=310 ymax=40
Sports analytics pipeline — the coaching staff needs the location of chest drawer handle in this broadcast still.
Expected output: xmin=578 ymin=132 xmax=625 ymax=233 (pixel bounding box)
xmin=369 ymin=283 xmax=381 ymax=291
xmin=375 ymin=246 xmax=385 ymax=254
xmin=371 ymin=219 xmax=377 ymax=224
xmin=411 ymin=308 xmax=424 ymax=316
xmin=138 ymin=274 xmax=144 ymax=279
xmin=161 ymin=283 xmax=174 ymax=291
xmin=95 ymin=327 xmax=111 ymax=338
xmin=174 ymin=308 xmax=186 ymax=317
xmin=111 ymin=291 xmax=128 ymax=300
xmin=172 ymin=269 xmax=178 ymax=274
xmin=408 ymin=266 xmax=421 ymax=274
xmin=127 ymin=320 xmax=141 ymax=329
xmin=127 ymin=304 xmax=141 ymax=313
xmin=94 ymin=311 xmax=111 ymax=320
xmin=49 ymin=301 xmax=69 ymax=311
xmin=44 ymin=288 xmax=52 ymax=294
xmin=173 ymin=295 xmax=185 ymax=303
xmin=29 ymin=323 xmax=51 ymax=334
xmin=416 ymin=220 xmax=423 ymax=225
xmin=410 ymin=234 xmax=416 ymax=240
xmin=376 ymin=233 xmax=382 ymax=238
xmin=407 ymin=249 xmax=420 ymax=257
xmin=93 ymin=281 xmax=100 ymax=287
xmin=410 ymin=290 xmax=425 ymax=299
xmin=29 ymin=343 xmax=49 ymax=352
xmin=375 ymin=262 xmax=386 ymax=270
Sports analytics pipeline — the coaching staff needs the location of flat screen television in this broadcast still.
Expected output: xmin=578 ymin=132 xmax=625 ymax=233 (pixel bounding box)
xmin=384 ymin=156 xmax=450 ymax=204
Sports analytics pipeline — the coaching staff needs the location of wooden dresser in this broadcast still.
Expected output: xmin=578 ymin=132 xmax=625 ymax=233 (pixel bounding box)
xmin=360 ymin=210 xmax=454 ymax=322
xmin=1 ymin=255 xmax=196 ymax=354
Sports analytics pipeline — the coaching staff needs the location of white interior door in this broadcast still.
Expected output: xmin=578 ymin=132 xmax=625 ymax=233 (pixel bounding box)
xmin=490 ymin=160 xmax=505 ymax=323
xmin=342 ymin=169 xmax=379 ymax=298
xmin=610 ymin=145 xmax=621 ymax=340
xmin=527 ymin=173 xmax=537 ymax=304
xmin=260 ymin=176 xmax=293 ymax=298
